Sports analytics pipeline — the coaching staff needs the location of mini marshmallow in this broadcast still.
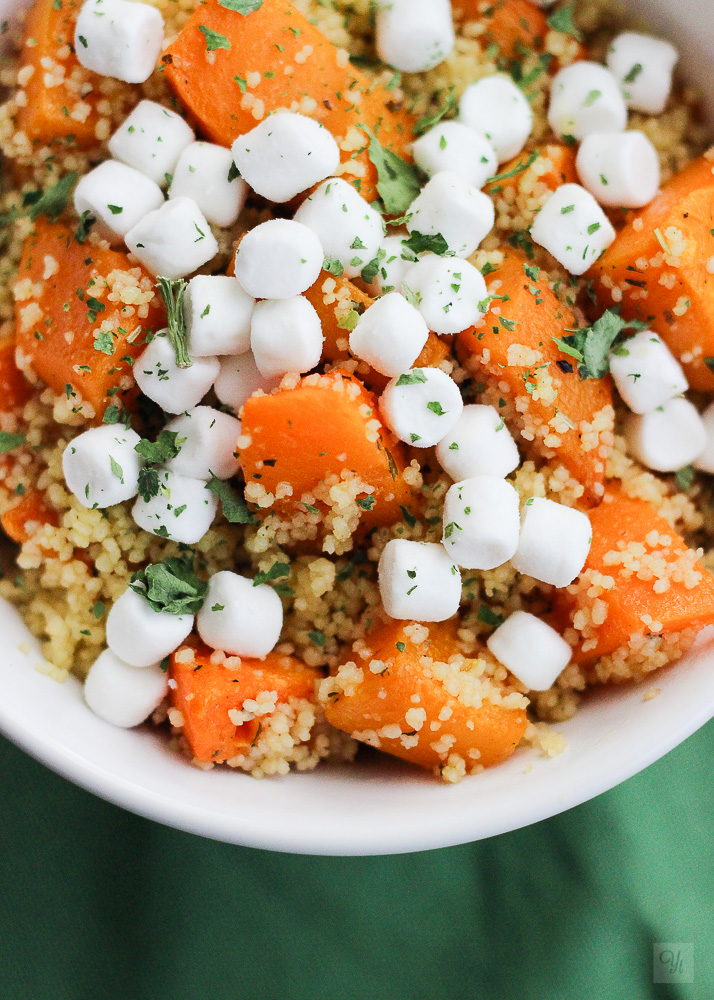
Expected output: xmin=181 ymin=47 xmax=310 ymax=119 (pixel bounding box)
xmin=84 ymin=649 xmax=169 ymax=728
xmin=364 ymin=234 xmax=413 ymax=296
xmin=441 ymin=477 xmax=520 ymax=570
xmin=124 ymin=197 xmax=219 ymax=280
xmin=412 ymin=122 xmax=498 ymax=189
xmin=487 ymin=611 xmax=572 ymax=691
xmin=231 ymin=113 xmax=340 ymax=203
xmin=293 ymin=177 xmax=384 ymax=279
xmin=134 ymin=331 xmax=219 ymax=414
xmin=164 ymin=406 xmax=241 ymax=481
xmin=62 ymin=424 xmax=142 ymax=509
xmin=609 ymin=331 xmax=687 ymax=414
xmin=379 ymin=367 xmax=463 ymax=448
xmin=435 ymin=404 xmax=520 ymax=480
xmin=169 ymin=142 xmax=247 ymax=228
xmin=375 ymin=0 xmax=455 ymax=73
xmin=576 ymin=131 xmax=660 ymax=209
xmin=108 ymin=100 xmax=195 ymax=186
xmin=607 ymin=31 xmax=678 ymax=115
xmin=459 ymin=75 xmax=533 ymax=162
xmin=695 ymin=402 xmax=714 ymax=475
xmin=234 ymin=219 xmax=324 ymax=299
xmin=74 ymin=160 xmax=164 ymax=245
xmin=401 ymin=255 xmax=487 ymax=335
xmin=530 ymin=183 xmax=616 ymax=276
xmin=213 ymin=352 xmax=281 ymax=413
xmin=106 ymin=587 xmax=194 ymax=668
xmin=511 ymin=497 xmax=592 ymax=588
xmin=349 ymin=292 xmax=429 ymax=377
xmin=406 ymin=172 xmax=494 ymax=258
xmin=624 ymin=397 xmax=707 ymax=472
xmin=378 ymin=539 xmax=461 ymax=622
xmin=250 ymin=296 xmax=323 ymax=379
xmin=196 ymin=570 xmax=283 ymax=658
xmin=75 ymin=0 xmax=164 ymax=84
xmin=184 ymin=275 xmax=254 ymax=357
xmin=132 ymin=469 xmax=218 ymax=544
xmin=548 ymin=62 xmax=628 ymax=141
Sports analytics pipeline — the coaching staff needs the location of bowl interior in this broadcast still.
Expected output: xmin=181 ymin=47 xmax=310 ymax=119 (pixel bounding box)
xmin=1 ymin=0 xmax=713 ymax=855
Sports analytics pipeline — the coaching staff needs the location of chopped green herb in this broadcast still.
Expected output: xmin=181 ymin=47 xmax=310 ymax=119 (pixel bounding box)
xmin=361 ymin=126 xmax=421 ymax=214
xmin=486 ymin=149 xmax=538 ymax=185
xmin=323 ymin=256 xmax=344 ymax=277
xmin=21 ymin=172 xmax=77 ymax=222
xmin=75 ymin=210 xmax=95 ymax=244
xmin=156 ymin=276 xmax=191 ymax=369
xmin=400 ymin=505 xmax=416 ymax=527
xmin=0 ymin=432 xmax=25 ymax=455
xmin=218 ymin=0 xmax=262 ymax=11
xmin=130 ymin=555 xmax=207 ymax=615
xmin=93 ymin=330 xmax=114 ymax=355
xmin=356 ymin=495 xmax=375 ymax=510
xmin=413 ymin=88 xmax=456 ymax=136
xmin=552 ymin=309 xmax=649 ymax=380
xmin=477 ymin=604 xmax=505 ymax=628
xmin=253 ymin=561 xmax=290 ymax=587
xmin=135 ymin=430 xmax=184 ymax=464
xmin=307 ymin=630 xmax=326 ymax=647
xmin=401 ymin=231 xmax=450 ymax=258
xmin=546 ymin=3 xmax=582 ymax=41
xmin=396 ymin=641 xmax=406 ymax=653
xmin=426 ymin=401 xmax=446 ymax=416
xmin=675 ymin=465 xmax=696 ymax=493
xmin=199 ymin=25 xmax=231 ymax=51
xmin=205 ymin=476 xmax=257 ymax=524
xmin=397 ymin=369 xmax=427 ymax=386
xmin=109 ymin=456 xmax=124 ymax=483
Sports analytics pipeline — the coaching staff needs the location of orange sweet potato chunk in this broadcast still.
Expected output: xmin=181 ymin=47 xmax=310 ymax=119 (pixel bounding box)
xmin=15 ymin=220 xmax=164 ymax=419
xmin=239 ymin=371 xmax=414 ymax=527
xmin=323 ymin=618 xmax=528 ymax=775
xmin=485 ymin=144 xmax=577 ymax=198
xmin=17 ymin=0 xmax=102 ymax=148
xmin=170 ymin=644 xmax=320 ymax=764
xmin=591 ymin=153 xmax=714 ymax=391
xmin=451 ymin=0 xmax=547 ymax=57
xmin=0 ymin=337 xmax=32 ymax=413
xmin=164 ymin=0 xmax=414 ymax=204
xmin=1 ymin=488 xmax=58 ymax=543
xmin=554 ymin=489 xmax=714 ymax=665
xmin=456 ymin=250 xmax=614 ymax=506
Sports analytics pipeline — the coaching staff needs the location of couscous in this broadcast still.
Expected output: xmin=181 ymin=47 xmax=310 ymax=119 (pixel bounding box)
xmin=0 ymin=0 xmax=713 ymax=782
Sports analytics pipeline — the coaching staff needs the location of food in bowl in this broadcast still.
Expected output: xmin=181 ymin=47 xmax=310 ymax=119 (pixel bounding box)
xmin=0 ymin=0 xmax=713 ymax=783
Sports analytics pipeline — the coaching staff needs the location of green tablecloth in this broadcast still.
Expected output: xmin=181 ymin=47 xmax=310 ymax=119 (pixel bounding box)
xmin=1 ymin=721 xmax=712 ymax=999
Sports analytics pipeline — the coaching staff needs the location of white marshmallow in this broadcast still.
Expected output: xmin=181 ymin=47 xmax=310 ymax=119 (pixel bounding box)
xmin=576 ymin=131 xmax=660 ymax=209
xmin=364 ymin=234 xmax=413 ymax=296
xmin=62 ymin=424 xmax=142 ymax=509
xmin=511 ymin=497 xmax=592 ymax=588
xmin=134 ymin=331 xmax=219 ymax=414
xmin=609 ymin=331 xmax=687 ymax=414
xmin=169 ymin=142 xmax=247 ymax=228
xmin=458 ymin=75 xmax=533 ymax=162
xmin=125 ymin=197 xmax=219 ymax=280
xmin=607 ymin=31 xmax=678 ymax=115
xmin=406 ymin=172 xmax=494 ymax=258
xmin=233 ymin=219 xmax=324 ymax=299
xmin=435 ymin=404 xmax=519 ymax=481
xmin=184 ymin=275 xmax=254 ymax=357
xmin=378 ymin=539 xmax=461 ymax=622
xmin=375 ymin=0 xmax=454 ymax=73
xmin=213 ymin=352 xmax=281 ymax=413
xmin=75 ymin=0 xmax=164 ymax=84
xmin=695 ymin=402 xmax=714 ymax=475
xmin=487 ymin=611 xmax=571 ymax=691
xmin=530 ymin=183 xmax=616 ymax=276
xmin=196 ymin=570 xmax=283 ymax=658
xmin=108 ymin=100 xmax=195 ymax=186
xmin=548 ymin=62 xmax=628 ymax=141
xmin=132 ymin=469 xmax=218 ymax=543
xmin=624 ymin=397 xmax=707 ymax=472
xmin=74 ymin=161 xmax=164 ymax=245
xmin=250 ymin=296 xmax=323 ymax=379
xmin=441 ymin=477 xmax=519 ymax=570
xmin=402 ymin=254 xmax=487 ymax=335
xmin=380 ymin=367 xmax=463 ymax=448
xmin=412 ymin=122 xmax=498 ymax=189
xmin=349 ymin=292 xmax=429 ymax=377
xmin=106 ymin=587 xmax=194 ymax=668
xmin=164 ymin=406 xmax=241 ymax=481
xmin=84 ymin=649 xmax=169 ymax=728
xmin=231 ymin=113 xmax=340 ymax=203
xmin=293 ymin=177 xmax=384 ymax=279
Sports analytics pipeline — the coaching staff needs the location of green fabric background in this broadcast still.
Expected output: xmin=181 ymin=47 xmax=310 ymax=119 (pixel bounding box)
xmin=1 ymin=721 xmax=712 ymax=1000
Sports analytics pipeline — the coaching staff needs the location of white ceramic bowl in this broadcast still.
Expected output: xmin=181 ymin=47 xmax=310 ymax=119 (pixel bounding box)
xmin=1 ymin=0 xmax=713 ymax=856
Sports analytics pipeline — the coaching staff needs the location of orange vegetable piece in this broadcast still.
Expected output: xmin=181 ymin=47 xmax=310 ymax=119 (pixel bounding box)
xmin=1 ymin=489 xmax=58 ymax=544
xmin=485 ymin=144 xmax=577 ymax=197
xmin=163 ymin=0 xmax=414 ymax=204
xmin=323 ymin=618 xmax=528 ymax=775
xmin=452 ymin=0 xmax=547 ymax=57
xmin=15 ymin=220 xmax=164 ymax=419
xmin=170 ymin=644 xmax=321 ymax=764
xmin=591 ymin=153 xmax=714 ymax=391
xmin=239 ymin=370 xmax=414 ymax=527
xmin=0 ymin=337 xmax=32 ymax=413
xmin=554 ymin=489 xmax=714 ymax=665
xmin=456 ymin=250 xmax=614 ymax=506
xmin=17 ymin=0 xmax=102 ymax=148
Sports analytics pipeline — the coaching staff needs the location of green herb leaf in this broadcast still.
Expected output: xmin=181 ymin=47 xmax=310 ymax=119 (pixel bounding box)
xmin=205 ymin=476 xmax=257 ymax=524
xmin=323 ymin=256 xmax=344 ymax=277
xmin=356 ymin=494 xmax=375 ymax=510
xmin=396 ymin=369 xmax=427 ymax=386
xmin=426 ymin=400 xmax=446 ymax=415
xmin=360 ymin=248 xmax=386 ymax=284
xmin=477 ymin=604 xmax=505 ymax=628
xmin=401 ymin=230 xmax=450 ymax=259
xmin=109 ymin=455 xmax=124 ymax=483
xmin=704 ymin=357 xmax=714 ymax=373
xmin=75 ymin=209 xmax=95 ymax=244
xmin=135 ymin=429 xmax=184 ymax=464
xmin=361 ymin=126 xmax=421 ymax=215
xmin=253 ymin=561 xmax=290 ymax=587
xmin=307 ymin=629 xmax=326 ymax=647
xmin=400 ymin=505 xmax=416 ymax=527
xmin=156 ymin=276 xmax=191 ymax=369
xmin=199 ymin=24 xmax=231 ymax=50
xmin=546 ymin=2 xmax=582 ymax=41
xmin=675 ymin=465 xmax=696 ymax=493
xmin=218 ymin=0 xmax=262 ymax=11
xmin=137 ymin=467 xmax=161 ymax=503
xmin=337 ymin=309 xmax=360 ymax=332
xmin=130 ymin=555 xmax=208 ymax=615
xmin=22 ymin=172 xmax=77 ymax=222
xmin=486 ymin=149 xmax=539 ymax=185
xmin=102 ymin=405 xmax=121 ymax=425
xmin=413 ymin=88 xmax=457 ymax=137
xmin=552 ymin=309 xmax=649 ymax=380
xmin=0 ymin=431 xmax=25 ymax=454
